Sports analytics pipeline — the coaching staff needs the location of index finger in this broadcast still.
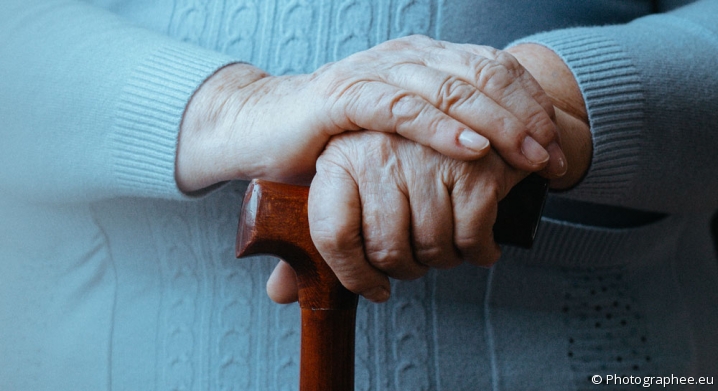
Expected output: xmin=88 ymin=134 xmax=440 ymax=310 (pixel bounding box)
xmin=309 ymin=156 xmax=391 ymax=303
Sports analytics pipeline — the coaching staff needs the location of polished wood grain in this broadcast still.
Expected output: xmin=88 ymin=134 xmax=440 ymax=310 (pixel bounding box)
xmin=236 ymin=179 xmax=358 ymax=391
xmin=234 ymin=174 xmax=547 ymax=390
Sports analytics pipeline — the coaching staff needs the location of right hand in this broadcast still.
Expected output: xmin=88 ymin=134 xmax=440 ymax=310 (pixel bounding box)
xmin=177 ymin=35 xmax=566 ymax=192
xmin=267 ymin=131 xmax=528 ymax=304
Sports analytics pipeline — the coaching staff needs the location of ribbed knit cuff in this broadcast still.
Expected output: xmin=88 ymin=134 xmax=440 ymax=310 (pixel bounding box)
xmin=112 ymin=43 xmax=239 ymax=200
xmin=510 ymin=29 xmax=645 ymax=203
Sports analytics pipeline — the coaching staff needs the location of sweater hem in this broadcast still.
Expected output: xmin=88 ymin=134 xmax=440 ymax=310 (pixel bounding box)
xmin=510 ymin=30 xmax=645 ymax=204
xmin=112 ymin=43 xmax=239 ymax=200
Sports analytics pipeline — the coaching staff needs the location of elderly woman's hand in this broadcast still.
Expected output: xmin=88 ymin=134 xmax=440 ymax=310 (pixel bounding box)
xmin=177 ymin=35 xmax=565 ymax=192
xmin=266 ymin=131 xmax=528 ymax=303
xmin=264 ymin=42 xmax=592 ymax=305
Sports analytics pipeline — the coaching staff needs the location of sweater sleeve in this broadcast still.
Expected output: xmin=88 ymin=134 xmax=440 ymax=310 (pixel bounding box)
xmin=0 ymin=0 xmax=239 ymax=203
xmin=512 ymin=0 xmax=718 ymax=214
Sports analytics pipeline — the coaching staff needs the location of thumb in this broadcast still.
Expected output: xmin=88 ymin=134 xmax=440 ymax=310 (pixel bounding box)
xmin=266 ymin=260 xmax=299 ymax=304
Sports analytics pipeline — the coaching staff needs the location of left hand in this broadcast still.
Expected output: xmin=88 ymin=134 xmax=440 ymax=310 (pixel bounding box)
xmin=177 ymin=36 xmax=568 ymax=193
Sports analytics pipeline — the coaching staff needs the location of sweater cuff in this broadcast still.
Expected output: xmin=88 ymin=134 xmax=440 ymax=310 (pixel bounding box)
xmin=510 ymin=29 xmax=645 ymax=203
xmin=112 ymin=42 xmax=239 ymax=200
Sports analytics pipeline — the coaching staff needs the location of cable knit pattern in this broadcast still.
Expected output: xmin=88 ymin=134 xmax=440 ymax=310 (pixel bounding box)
xmin=390 ymin=276 xmax=438 ymax=390
xmin=158 ymin=212 xmax=201 ymax=391
xmin=203 ymin=184 xmax=260 ymax=391
xmin=221 ymin=1 xmax=260 ymax=58
xmin=393 ymin=0 xmax=438 ymax=37
xmin=169 ymin=0 xmax=211 ymax=46
xmin=2 ymin=1 xmax=718 ymax=390
xmin=162 ymin=0 xmax=442 ymax=74
xmin=334 ymin=0 xmax=375 ymax=61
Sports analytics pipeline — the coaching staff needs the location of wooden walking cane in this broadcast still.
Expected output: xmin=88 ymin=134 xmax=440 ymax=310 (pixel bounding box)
xmin=235 ymin=175 xmax=548 ymax=390
xmin=236 ymin=180 xmax=358 ymax=391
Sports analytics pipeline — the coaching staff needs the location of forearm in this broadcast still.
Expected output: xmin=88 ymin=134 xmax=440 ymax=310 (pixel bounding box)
xmin=0 ymin=0 xmax=237 ymax=203
xmin=177 ymin=35 xmax=576 ymax=195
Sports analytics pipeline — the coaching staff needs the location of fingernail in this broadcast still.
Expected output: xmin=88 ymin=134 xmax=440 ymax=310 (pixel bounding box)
xmin=546 ymin=141 xmax=568 ymax=177
xmin=458 ymin=130 xmax=490 ymax=153
xmin=364 ymin=286 xmax=390 ymax=303
xmin=521 ymin=135 xmax=550 ymax=165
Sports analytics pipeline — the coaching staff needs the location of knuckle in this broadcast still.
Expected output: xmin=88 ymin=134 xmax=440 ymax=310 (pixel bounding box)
xmin=389 ymin=93 xmax=416 ymax=115
xmin=468 ymin=46 xmax=501 ymax=64
xmin=377 ymin=35 xmax=436 ymax=53
xmin=388 ymin=93 xmax=425 ymax=127
xmin=454 ymin=233 xmax=483 ymax=253
xmin=378 ymin=35 xmax=417 ymax=50
xmin=475 ymin=59 xmax=512 ymax=93
xmin=464 ymin=55 xmax=491 ymax=81
xmin=337 ymin=44 xmax=383 ymax=66
xmin=413 ymin=244 xmax=444 ymax=265
xmin=414 ymin=245 xmax=460 ymax=269
xmin=524 ymin=110 xmax=557 ymax=144
xmin=483 ymin=46 xmax=502 ymax=59
xmin=377 ymin=40 xmax=405 ymax=51
xmin=402 ymin=34 xmax=433 ymax=46
xmin=494 ymin=50 xmax=522 ymax=76
xmin=365 ymin=246 xmax=406 ymax=271
xmin=436 ymin=76 xmax=475 ymax=113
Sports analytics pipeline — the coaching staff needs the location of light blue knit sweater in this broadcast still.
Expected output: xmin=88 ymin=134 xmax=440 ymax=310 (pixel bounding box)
xmin=1 ymin=0 xmax=717 ymax=390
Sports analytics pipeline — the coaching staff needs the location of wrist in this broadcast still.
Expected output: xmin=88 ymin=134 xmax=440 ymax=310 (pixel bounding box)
xmin=176 ymin=62 xmax=270 ymax=193
xmin=506 ymin=43 xmax=592 ymax=190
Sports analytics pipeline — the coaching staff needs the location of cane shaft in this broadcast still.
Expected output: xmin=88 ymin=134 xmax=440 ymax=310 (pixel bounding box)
xmin=236 ymin=179 xmax=358 ymax=391
xmin=300 ymin=308 xmax=356 ymax=391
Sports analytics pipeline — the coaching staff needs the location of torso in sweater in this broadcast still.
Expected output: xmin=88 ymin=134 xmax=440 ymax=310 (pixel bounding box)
xmin=3 ymin=1 xmax=715 ymax=390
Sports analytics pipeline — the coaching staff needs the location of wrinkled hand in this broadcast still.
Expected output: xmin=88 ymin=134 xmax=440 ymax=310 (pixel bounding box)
xmin=266 ymin=131 xmax=528 ymax=303
xmin=265 ymin=43 xmax=592 ymax=305
xmin=177 ymin=35 xmax=565 ymax=192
